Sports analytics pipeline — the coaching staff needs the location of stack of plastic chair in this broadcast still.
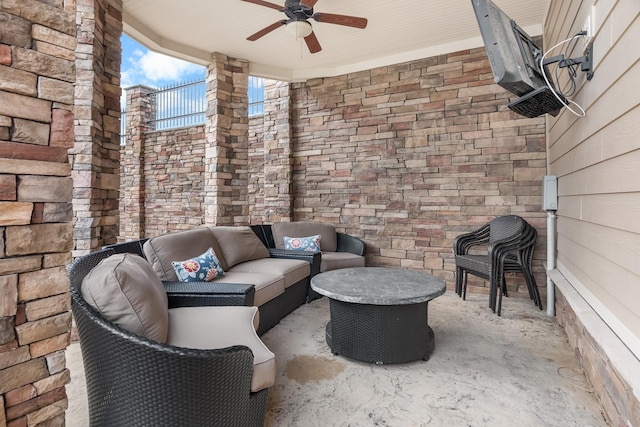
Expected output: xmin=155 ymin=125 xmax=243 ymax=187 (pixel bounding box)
xmin=454 ymin=215 xmax=542 ymax=315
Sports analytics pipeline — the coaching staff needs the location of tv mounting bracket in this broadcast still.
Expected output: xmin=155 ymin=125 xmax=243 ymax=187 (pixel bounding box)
xmin=543 ymin=42 xmax=594 ymax=81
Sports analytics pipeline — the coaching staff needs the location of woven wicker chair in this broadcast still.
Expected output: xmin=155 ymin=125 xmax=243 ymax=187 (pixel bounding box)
xmin=68 ymin=249 xmax=269 ymax=426
xmin=454 ymin=215 xmax=542 ymax=315
xmin=493 ymin=220 xmax=542 ymax=315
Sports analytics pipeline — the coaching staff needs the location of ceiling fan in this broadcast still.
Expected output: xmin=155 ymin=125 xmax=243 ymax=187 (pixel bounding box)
xmin=242 ymin=0 xmax=368 ymax=54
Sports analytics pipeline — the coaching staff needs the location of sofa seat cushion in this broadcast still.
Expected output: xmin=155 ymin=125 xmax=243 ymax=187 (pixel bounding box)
xmin=143 ymin=228 xmax=223 ymax=281
xmin=212 ymin=271 xmax=285 ymax=307
xmin=230 ymin=258 xmax=310 ymax=288
xmin=208 ymin=226 xmax=270 ymax=270
xmin=272 ymin=222 xmax=337 ymax=252
xmin=320 ymin=251 xmax=366 ymax=272
xmin=81 ymin=253 xmax=169 ymax=343
xmin=167 ymin=306 xmax=275 ymax=392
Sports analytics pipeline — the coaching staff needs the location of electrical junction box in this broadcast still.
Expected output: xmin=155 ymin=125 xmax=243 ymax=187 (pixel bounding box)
xmin=543 ymin=175 xmax=558 ymax=211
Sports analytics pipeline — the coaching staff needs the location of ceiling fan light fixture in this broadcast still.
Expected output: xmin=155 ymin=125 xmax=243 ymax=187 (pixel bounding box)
xmin=286 ymin=20 xmax=312 ymax=38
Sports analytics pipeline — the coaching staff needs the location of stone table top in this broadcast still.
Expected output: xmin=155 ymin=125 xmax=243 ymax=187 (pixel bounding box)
xmin=310 ymin=267 xmax=446 ymax=305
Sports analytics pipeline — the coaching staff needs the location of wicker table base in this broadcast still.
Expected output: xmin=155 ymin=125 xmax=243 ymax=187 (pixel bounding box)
xmin=311 ymin=267 xmax=445 ymax=364
xmin=325 ymin=299 xmax=435 ymax=364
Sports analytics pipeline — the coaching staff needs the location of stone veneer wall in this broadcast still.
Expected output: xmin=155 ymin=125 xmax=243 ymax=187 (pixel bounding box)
xmin=121 ymin=47 xmax=548 ymax=297
xmin=555 ymin=289 xmax=639 ymax=425
xmin=248 ymin=115 xmax=266 ymax=224
xmin=204 ymin=53 xmax=250 ymax=226
xmin=121 ymin=118 xmax=266 ymax=239
xmin=0 ymin=1 xmax=76 ymax=425
xmin=120 ymin=85 xmax=154 ymax=239
xmin=123 ymin=54 xmax=252 ymax=236
xmin=261 ymin=80 xmax=293 ymax=223
xmin=126 ymin=125 xmax=207 ymax=237
xmin=289 ymin=47 xmax=548 ymax=293
xmin=72 ymin=0 xmax=122 ymax=256
xmin=122 ymin=85 xmax=269 ymax=231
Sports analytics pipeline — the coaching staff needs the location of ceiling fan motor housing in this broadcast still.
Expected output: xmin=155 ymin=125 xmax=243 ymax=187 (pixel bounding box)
xmin=283 ymin=0 xmax=314 ymax=21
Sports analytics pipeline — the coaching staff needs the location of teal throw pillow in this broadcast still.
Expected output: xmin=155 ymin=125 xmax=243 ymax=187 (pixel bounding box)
xmin=172 ymin=248 xmax=225 ymax=282
xmin=283 ymin=235 xmax=321 ymax=252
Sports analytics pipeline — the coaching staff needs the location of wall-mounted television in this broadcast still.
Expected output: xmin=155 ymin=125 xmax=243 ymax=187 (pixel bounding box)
xmin=471 ymin=0 xmax=565 ymax=118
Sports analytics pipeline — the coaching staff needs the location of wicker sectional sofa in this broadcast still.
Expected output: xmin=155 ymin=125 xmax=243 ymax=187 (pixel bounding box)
xmin=113 ymin=222 xmax=365 ymax=335
xmin=71 ymin=222 xmax=364 ymax=424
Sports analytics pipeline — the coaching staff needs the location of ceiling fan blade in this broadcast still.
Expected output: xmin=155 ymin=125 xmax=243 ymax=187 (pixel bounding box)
xmin=247 ymin=21 xmax=286 ymax=41
xmin=300 ymin=0 xmax=318 ymax=7
xmin=312 ymin=12 xmax=368 ymax=29
xmin=241 ymin=0 xmax=283 ymax=11
xmin=304 ymin=31 xmax=322 ymax=54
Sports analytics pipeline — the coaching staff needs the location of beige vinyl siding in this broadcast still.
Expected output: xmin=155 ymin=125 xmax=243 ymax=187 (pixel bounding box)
xmin=545 ymin=0 xmax=640 ymax=358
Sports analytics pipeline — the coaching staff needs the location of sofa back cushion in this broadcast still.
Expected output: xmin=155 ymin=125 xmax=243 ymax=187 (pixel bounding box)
xmin=81 ymin=253 xmax=169 ymax=343
xmin=272 ymin=221 xmax=337 ymax=252
xmin=209 ymin=226 xmax=270 ymax=269
xmin=143 ymin=228 xmax=224 ymax=280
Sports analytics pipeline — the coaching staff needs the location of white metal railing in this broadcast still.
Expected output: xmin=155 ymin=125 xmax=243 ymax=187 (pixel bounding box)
xmin=248 ymin=76 xmax=264 ymax=116
xmin=121 ymin=77 xmax=264 ymax=136
xmin=120 ymin=77 xmax=265 ymax=143
xmin=120 ymin=110 xmax=126 ymax=145
xmin=149 ymin=79 xmax=207 ymax=131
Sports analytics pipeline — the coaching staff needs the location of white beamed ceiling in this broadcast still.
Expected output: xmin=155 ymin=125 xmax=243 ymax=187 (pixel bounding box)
xmin=123 ymin=0 xmax=550 ymax=82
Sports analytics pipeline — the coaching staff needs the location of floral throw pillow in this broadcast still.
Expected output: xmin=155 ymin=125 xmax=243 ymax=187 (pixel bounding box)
xmin=283 ymin=235 xmax=321 ymax=252
xmin=171 ymin=248 xmax=225 ymax=282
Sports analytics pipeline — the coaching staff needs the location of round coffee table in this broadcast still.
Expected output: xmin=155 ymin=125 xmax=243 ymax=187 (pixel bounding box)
xmin=310 ymin=267 xmax=446 ymax=364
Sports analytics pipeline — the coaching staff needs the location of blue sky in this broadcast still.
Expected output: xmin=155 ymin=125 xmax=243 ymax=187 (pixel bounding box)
xmin=121 ymin=34 xmax=205 ymax=90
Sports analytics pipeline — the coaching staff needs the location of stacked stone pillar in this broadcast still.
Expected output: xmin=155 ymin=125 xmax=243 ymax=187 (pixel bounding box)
xmin=262 ymin=80 xmax=293 ymax=222
xmin=0 ymin=1 xmax=76 ymax=424
xmin=72 ymin=0 xmax=123 ymax=256
xmin=120 ymin=85 xmax=155 ymax=240
xmin=204 ymin=53 xmax=250 ymax=226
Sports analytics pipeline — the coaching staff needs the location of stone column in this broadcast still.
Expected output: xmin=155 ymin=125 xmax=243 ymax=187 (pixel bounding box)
xmin=204 ymin=53 xmax=250 ymax=226
xmin=262 ymin=80 xmax=293 ymax=222
xmin=72 ymin=0 xmax=123 ymax=256
xmin=0 ymin=1 xmax=76 ymax=424
xmin=120 ymin=85 xmax=155 ymax=240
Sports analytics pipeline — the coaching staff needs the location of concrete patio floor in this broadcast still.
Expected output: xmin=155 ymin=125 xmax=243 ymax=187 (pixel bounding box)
xmin=65 ymin=292 xmax=608 ymax=426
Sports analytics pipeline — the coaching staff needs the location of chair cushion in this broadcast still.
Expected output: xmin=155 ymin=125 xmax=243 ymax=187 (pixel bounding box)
xmin=211 ymin=271 xmax=285 ymax=306
xmin=209 ymin=226 xmax=270 ymax=269
xmin=230 ymin=258 xmax=310 ymax=288
xmin=81 ymin=253 xmax=169 ymax=343
xmin=167 ymin=305 xmax=276 ymax=392
xmin=143 ymin=228 xmax=224 ymax=281
xmin=283 ymin=235 xmax=321 ymax=252
xmin=272 ymin=222 xmax=337 ymax=252
xmin=172 ymin=247 xmax=225 ymax=282
xmin=320 ymin=252 xmax=366 ymax=272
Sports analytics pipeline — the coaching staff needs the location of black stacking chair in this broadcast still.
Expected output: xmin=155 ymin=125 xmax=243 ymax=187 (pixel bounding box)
xmin=492 ymin=220 xmax=542 ymax=314
xmin=454 ymin=215 xmax=542 ymax=315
